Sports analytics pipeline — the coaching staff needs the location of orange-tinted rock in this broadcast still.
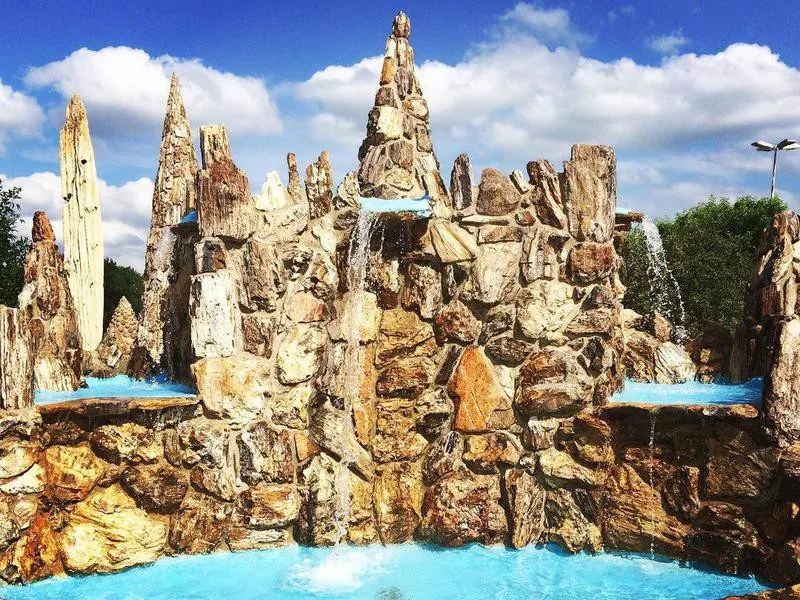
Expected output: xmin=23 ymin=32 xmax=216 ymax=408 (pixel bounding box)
xmin=567 ymin=241 xmax=616 ymax=283
xmin=448 ymin=347 xmax=513 ymax=432
xmin=373 ymin=461 xmax=424 ymax=544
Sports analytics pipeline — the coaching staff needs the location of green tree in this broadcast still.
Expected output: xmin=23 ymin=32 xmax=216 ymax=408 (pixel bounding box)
xmin=0 ymin=179 xmax=30 ymax=307
xmin=103 ymin=258 xmax=143 ymax=328
xmin=619 ymin=195 xmax=787 ymax=335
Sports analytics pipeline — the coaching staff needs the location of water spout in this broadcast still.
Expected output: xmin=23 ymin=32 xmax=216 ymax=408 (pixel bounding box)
xmin=648 ymin=409 xmax=658 ymax=559
xmin=640 ymin=218 xmax=686 ymax=339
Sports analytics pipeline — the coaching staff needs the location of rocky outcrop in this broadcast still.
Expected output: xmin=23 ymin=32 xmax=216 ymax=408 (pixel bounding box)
xmin=94 ymin=297 xmax=137 ymax=374
xmin=16 ymin=211 xmax=82 ymax=390
xmin=357 ymin=11 xmax=448 ymax=213
xmin=60 ymin=95 xmax=104 ymax=351
xmin=622 ymin=310 xmax=696 ymax=383
xmin=0 ymin=307 xmax=33 ymax=409
xmin=762 ymin=317 xmax=800 ymax=446
xmin=136 ymin=74 xmax=199 ymax=369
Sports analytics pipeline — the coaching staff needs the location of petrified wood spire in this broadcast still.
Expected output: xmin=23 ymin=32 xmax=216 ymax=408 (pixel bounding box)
xmin=136 ymin=74 xmax=199 ymax=367
xmin=60 ymin=94 xmax=104 ymax=351
xmin=17 ymin=211 xmax=82 ymax=391
xmin=0 ymin=307 xmax=33 ymax=409
xmin=357 ymin=11 xmax=448 ymax=207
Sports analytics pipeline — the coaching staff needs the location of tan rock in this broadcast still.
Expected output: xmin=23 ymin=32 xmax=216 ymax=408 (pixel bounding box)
xmin=276 ymin=323 xmax=327 ymax=385
xmin=376 ymin=308 xmax=436 ymax=367
xmin=429 ymin=220 xmax=477 ymax=263
xmin=0 ymin=512 xmax=62 ymax=584
xmin=764 ymin=318 xmax=800 ymax=446
xmin=373 ymin=461 xmax=424 ymax=543
xmin=96 ymin=297 xmax=137 ymax=371
xmin=60 ymin=95 xmax=104 ymax=351
xmin=189 ymin=270 xmax=241 ymax=359
xmin=0 ymin=464 xmax=45 ymax=495
xmin=237 ymin=420 xmax=294 ymax=485
xmin=0 ymin=307 xmax=34 ymax=409
xmin=373 ymin=397 xmax=429 ymax=463
xmin=233 ymin=483 xmax=300 ymax=529
xmin=0 ymin=440 xmax=37 ymax=479
xmin=567 ymin=241 xmax=616 ymax=283
xmin=401 ymin=263 xmax=442 ymax=319
xmin=516 ymin=280 xmax=579 ymax=341
xmin=448 ymin=346 xmax=513 ymax=432
xmin=462 ymin=241 xmax=522 ymax=305
xmin=169 ymin=490 xmax=232 ymax=554
xmin=545 ymin=488 xmax=602 ymax=553
xmin=515 ymin=347 xmax=593 ymax=418
xmin=305 ymin=151 xmax=334 ymax=220
xmin=193 ymin=353 xmax=270 ymax=426
xmin=563 ymin=144 xmax=616 ymax=243
xmin=433 ymin=300 xmax=480 ymax=344
xmin=234 ymin=238 xmax=286 ymax=312
xmin=537 ymin=447 xmax=600 ymax=488
xmin=61 ymin=484 xmax=168 ymax=574
xmin=654 ymin=342 xmax=697 ymax=384
xmin=527 ymin=159 xmax=567 ymax=229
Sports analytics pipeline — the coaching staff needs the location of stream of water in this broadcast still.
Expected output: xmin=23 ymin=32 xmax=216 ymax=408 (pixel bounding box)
xmin=640 ymin=218 xmax=686 ymax=339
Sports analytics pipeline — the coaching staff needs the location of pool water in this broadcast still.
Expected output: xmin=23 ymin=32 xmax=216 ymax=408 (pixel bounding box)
xmin=34 ymin=374 xmax=197 ymax=405
xmin=612 ymin=378 xmax=763 ymax=406
xmin=359 ymin=196 xmax=432 ymax=215
xmin=0 ymin=544 xmax=769 ymax=600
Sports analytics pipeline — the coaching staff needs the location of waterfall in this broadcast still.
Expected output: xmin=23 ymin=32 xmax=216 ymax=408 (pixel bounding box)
xmin=640 ymin=218 xmax=686 ymax=339
xmin=334 ymin=209 xmax=379 ymax=544
xmin=648 ymin=410 xmax=658 ymax=559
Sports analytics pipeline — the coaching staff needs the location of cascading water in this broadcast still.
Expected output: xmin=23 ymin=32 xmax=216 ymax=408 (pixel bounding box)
xmin=648 ymin=410 xmax=658 ymax=559
xmin=334 ymin=209 xmax=379 ymax=544
xmin=640 ymin=218 xmax=686 ymax=340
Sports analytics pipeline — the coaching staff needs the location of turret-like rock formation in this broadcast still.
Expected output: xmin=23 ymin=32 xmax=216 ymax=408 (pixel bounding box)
xmin=136 ymin=75 xmax=199 ymax=368
xmin=60 ymin=95 xmax=104 ymax=351
xmin=96 ymin=297 xmax=138 ymax=374
xmin=17 ymin=211 xmax=82 ymax=390
xmin=0 ymin=307 xmax=33 ymax=409
xmin=357 ymin=11 xmax=449 ymax=212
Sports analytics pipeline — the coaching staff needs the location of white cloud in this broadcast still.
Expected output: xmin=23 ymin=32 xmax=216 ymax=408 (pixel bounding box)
xmin=25 ymin=46 xmax=282 ymax=139
xmin=647 ymin=30 xmax=690 ymax=54
xmin=3 ymin=172 xmax=153 ymax=271
xmin=500 ymin=3 xmax=594 ymax=46
xmin=0 ymin=80 xmax=44 ymax=154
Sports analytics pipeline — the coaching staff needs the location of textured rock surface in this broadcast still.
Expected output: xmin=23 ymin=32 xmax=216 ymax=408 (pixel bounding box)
xmin=95 ymin=297 xmax=137 ymax=373
xmin=60 ymin=95 xmax=104 ymax=351
xmin=763 ymin=318 xmax=800 ymax=446
xmin=137 ymin=74 xmax=199 ymax=368
xmin=0 ymin=307 xmax=34 ymax=408
xmin=17 ymin=211 xmax=82 ymax=390
xmin=357 ymin=11 xmax=448 ymax=213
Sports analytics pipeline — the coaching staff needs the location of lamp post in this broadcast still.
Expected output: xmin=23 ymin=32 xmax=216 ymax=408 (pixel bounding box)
xmin=751 ymin=139 xmax=800 ymax=198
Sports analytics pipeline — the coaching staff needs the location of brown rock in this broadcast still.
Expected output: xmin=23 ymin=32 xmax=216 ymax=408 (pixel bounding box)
xmin=705 ymin=422 xmax=777 ymax=499
xmin=537 ymin=447 xmax=601 ymax=488
xmin=237 ymin=421 xmax=294 ymax=485
xmin=571 ymin=413 xmax=614 ymax=465
xmin=90 ymin=423 xmax=162 ymax=465
xmin=450 ymin=154 xmax=474 ymax=212
xmin=121 ymin=463 xmax=189 ymax=513
xmin=233 ymin=483 xmax=300 ymax=529
xmin=545 ymin=488 xmax=602 ymax=553
xmin=376 ymin=356 xmax=435 ymax=398
xmin=763 ymin=538 xmax=800 ymax=585
xmin=423 ymin=432 xmax=464 ymax=484
xmin=661 ymin=465 xmax=702 ymax=520
xmin=376 ymin=307 xmax=436 ymax=367
xmin=527 ymin=160 xmax=567 ymax=229
xmin=463 ymin=432 xmax=522 ymax=474
xmin=305 ymin=151 xmax=334 ymax=219
xmin=567 ymin=241 xmax=616 ymax=283
xmin=763 ymin=318 xmax=800 ymax=447
xmin=374 ymin=461 xmax=425 ymax=543
xmin=433 ymin=300 xmax=480 ymax=344
xmin=516 ymin=347 xmax=593 ymax=418
xmin=602 ymin=464 xmax=688 ymax=555
xmin=0 ymin=512 xmax=61 ymax=584
xmin=448 ymin=346 xmax=514 ymax=432
xmin=505 ymin=468 xmax=547 ymax=548
xmin=42 ymin=444 xmax=104 ymax=502
xmin=95 ymin=297 xmax=137 ymax=371
xmin=169 ymin=490 xmax=232 ymax=554
xmin=419 ymin=469 xmax=508 ymax=546
xmin=373 ymin=397 xmax=429 ymax=463
xmin=484 ymin=336 xmax=534 ymax=366
xmin=401 ymin=263 xmax=442 ymax=319
xmin=241 ymin=312 xmax=274 ymax=357
xmin=476 ymin=168 xmax=520 ymax=216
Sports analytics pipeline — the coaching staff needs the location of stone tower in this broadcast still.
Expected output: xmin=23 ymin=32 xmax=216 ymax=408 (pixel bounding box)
xmin=357 ymin=11 xmax=449 ymax=211
xmin=136 ymin=74 xmax=199 ymax=368
xmin=60 ymin=95 xmax=104 ymax=351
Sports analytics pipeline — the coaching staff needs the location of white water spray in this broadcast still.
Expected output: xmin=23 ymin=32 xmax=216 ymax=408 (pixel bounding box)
xmin=648 ymin=410 xmax=657 ymax=559
xmin=641 ymin=218 xmax=686 ymax=339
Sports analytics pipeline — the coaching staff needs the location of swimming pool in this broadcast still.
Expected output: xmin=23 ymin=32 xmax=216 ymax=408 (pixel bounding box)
xmin=612 ymin=378 xmax=763 ymax=406
xmin=34 ymin=374 xmax=197 ymax=405
xmin=0 ymin=543 xmax=769 ymax=600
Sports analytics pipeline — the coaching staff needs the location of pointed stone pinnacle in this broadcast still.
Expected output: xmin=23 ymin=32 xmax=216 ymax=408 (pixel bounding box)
xmin=64 ymin=94 xmax=88 ymax=128
xmin=393 ymin=11 xmax=411 ymax=38
xmin=31 ymin=211 xmax=55 ymax=243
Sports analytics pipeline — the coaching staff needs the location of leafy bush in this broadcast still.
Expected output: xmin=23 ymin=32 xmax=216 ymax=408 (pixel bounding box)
xmin=0 ymin=180 xmax=30 ymax=307
xmin=104 ymin=258 xmax=143 ymax=328
xmin=619 ymin=196 xmax=787 ymax=335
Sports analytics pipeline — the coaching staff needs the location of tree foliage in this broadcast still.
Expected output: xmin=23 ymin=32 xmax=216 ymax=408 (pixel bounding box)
xmin=619 ymin=195 xmax=788 ymax=335
xmin=103 ymin=258 xmax=143 ymax=329
xmin=0 ymin=179 xmax=30 ymax=307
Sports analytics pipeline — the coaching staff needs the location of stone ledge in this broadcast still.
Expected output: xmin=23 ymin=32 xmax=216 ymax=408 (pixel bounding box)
xmin=37 ymin=396 xmax=200 ymax=419
xmin=600 ymin=402 xmax=760 ymax=420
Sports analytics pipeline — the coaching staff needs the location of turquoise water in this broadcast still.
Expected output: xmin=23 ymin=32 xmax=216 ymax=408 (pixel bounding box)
xmin=612 ymin=378 xmax=763 ymax=406
xmin=0 ymin=544 xmax=769 ymax=600
xmin=359 ymin=196 xmax=431 ymax=215
xmin=34 ymin=375 xmax=197 ymax=405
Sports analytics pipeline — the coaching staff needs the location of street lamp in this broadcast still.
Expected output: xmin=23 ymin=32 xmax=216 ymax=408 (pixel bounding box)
xmin=751 ymin=138 xmax=800 ymax=198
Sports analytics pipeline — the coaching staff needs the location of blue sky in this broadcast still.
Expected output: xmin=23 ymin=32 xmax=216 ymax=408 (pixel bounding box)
xmin=1 ymin=0 xmax=800 ymax=269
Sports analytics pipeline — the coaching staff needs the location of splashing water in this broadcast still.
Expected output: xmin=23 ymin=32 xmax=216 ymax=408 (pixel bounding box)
xmin=335 ymin=210 xmax=380 ymax=544
xmin=640 ymin=218 xmax=686 ymax=339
